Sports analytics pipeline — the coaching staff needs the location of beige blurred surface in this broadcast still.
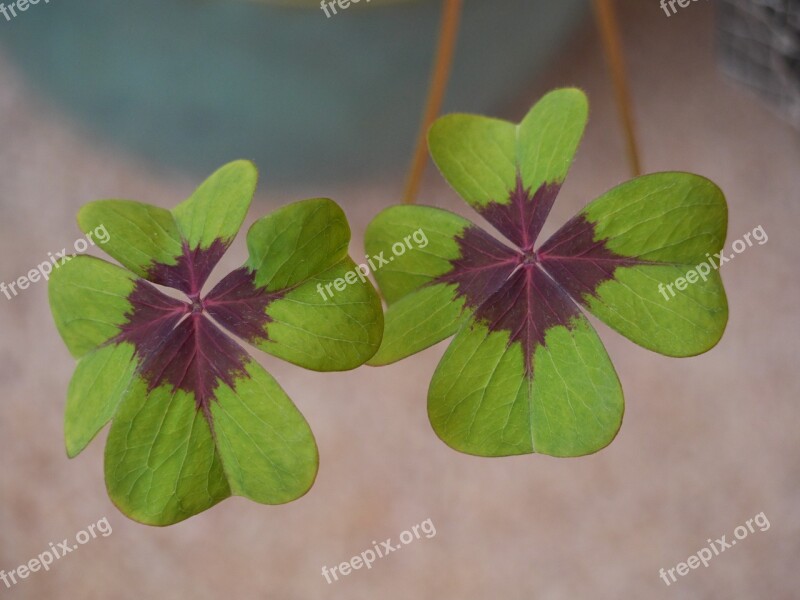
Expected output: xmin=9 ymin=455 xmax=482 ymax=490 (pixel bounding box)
xmin=1 ymin=1 xmax=799 ymax=598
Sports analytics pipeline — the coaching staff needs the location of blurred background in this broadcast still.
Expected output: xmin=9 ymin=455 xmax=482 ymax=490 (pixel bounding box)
xmin=0 ymin=0 xmax=798 ymax=598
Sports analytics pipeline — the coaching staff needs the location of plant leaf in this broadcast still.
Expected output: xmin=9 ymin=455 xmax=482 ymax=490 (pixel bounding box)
xmin=538 ymin=172 xmax=728 ymax=356
xmin=243 ymin=197 xmax=350 ymax=291
xmin=205 ymin=198 xmax=384 ymax=371
xmin=171 ymin=160 xmax=257 ymax=252
xmin=50 ymin=164 xmax=379 ymax=524
xmin=365 ymin=205 xmax=475 ymax=365
xmin=366 ymin=89 xmax=728 ymax=458
xmin=78 ymin=160 xmax=257 ymax=296
xmin=428 ymin=87 xmax=587 ymax=249
xmin=49 ymin=255 xmax=187 ymax=458
xmin=429 ymin=317 xmax=623 ymax=457
xmin=104 ymin=354 xmax=317 ymax=526
xmin=77 ymin=200 xmax=184 ymax=288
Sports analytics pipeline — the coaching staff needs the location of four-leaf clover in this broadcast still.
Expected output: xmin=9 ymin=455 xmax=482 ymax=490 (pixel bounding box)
xmin=365 ymin=88 xmax=728 ymax=457
xmin=49 ymin=161 xmax=383 ymax=525
xmin=49 ymin=90 xmax=731 ymax=527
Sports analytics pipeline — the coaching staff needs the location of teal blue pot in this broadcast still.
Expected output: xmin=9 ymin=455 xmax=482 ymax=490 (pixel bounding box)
xmin=1 ymin=0 xmax=588 ymax=183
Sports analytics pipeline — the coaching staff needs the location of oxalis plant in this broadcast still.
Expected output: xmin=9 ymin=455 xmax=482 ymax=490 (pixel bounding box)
xmin=365 ymin=88 xmax=728 ymax=457
xmin=49 ymin=89 xmax=728 ymax=525
xmin=49 ymin=160 xmax=383 ymax=525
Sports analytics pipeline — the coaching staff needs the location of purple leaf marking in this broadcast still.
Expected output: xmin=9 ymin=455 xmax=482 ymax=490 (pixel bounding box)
xmin=113 ymin=280 xmax=189 ymax=358
xmin=435 ymin=226 xmax=519 ymax=310
xmin=137 ymin=312 xmax=250 ymax=424
xmin=147 ymin=239 xmax=229 ymax=296
xmin=205 ymin=267 xmax=286 ymax=344
xmin=112 ymin=243 xmax=287 ymax=426
xmin=435 ymin=180 xmax=648 ymax=372
xmin=538 ymin=213 xmax=658 ymax=302
xmin=477 ymin=177 xmax=560 ymax=251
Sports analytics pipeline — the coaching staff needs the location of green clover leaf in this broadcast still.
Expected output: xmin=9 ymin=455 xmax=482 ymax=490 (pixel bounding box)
xmin=49 ymin=160 xmax=383 ymax=525
xmin=365 ymin=89 xmax=728 ymax=458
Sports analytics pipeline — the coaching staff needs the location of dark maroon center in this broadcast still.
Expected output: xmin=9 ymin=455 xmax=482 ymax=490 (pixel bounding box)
xmin=433 ymin=175 xmax=647 ymax=373
xmin=112 ymin=244 xmax=286 ymax=425
xmin=522 ymin=250 xmax=538 ymax=266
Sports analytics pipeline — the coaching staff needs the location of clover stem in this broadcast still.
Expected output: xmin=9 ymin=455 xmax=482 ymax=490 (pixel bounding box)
xmin=402 ymin=0 xmax=463 ymax=205
xmin=591 ymin=0 xmax=642 ymax=176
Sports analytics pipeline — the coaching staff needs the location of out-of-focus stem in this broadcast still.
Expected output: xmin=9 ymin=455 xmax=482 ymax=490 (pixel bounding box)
xmin=402 ymin=0 xmax=463 ymax=204
xmin=592 ymin=0 xmax=642 ymax=176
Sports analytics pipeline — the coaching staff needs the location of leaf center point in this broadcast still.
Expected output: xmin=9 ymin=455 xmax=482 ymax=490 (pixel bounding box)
xmin=190 ymin=296 xmax=204 ymax=314
xmin=521 ymin=250 xmax=538 ymax=266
